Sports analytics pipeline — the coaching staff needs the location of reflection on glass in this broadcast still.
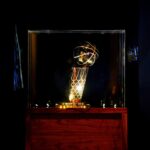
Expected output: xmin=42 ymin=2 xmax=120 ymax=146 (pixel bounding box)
xmin=28 ymin=30 xmax=126 ymax=108
xmin=127 ymin=46 xmax=139 ymax=62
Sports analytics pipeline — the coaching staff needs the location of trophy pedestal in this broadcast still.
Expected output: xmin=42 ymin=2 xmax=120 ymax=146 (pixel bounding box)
xmin=55 ymin=101 xmax=90 ymax=109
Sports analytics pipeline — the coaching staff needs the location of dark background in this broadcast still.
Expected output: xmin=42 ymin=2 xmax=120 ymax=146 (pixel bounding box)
xmin=1 ymin=0 xmax=150 ymax=149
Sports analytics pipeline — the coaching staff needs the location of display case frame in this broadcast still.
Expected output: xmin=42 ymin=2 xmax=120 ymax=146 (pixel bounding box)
xmin=27 ymin=30 xmax=126 ymax=108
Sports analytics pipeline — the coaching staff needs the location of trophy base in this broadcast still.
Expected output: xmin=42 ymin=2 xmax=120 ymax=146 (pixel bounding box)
xmin=55 ymin=102 xmax=90 ymax=109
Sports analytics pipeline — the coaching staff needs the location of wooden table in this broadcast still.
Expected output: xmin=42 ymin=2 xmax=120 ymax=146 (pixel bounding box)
xmin=26 ymin=108 xmax=127 ymax=150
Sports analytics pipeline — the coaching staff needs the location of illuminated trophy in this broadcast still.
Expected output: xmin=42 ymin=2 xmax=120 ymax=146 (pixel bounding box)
xmin=57 ymin=42 xmax=99 ymax=108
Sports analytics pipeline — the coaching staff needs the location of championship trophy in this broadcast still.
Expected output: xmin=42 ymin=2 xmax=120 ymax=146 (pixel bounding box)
xmin=56 ymin=42 xmax=99 ymax=108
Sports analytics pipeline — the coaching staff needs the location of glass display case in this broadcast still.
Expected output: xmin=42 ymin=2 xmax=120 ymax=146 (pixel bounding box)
xmin=27 ymin=30 xmax=126 ymax=108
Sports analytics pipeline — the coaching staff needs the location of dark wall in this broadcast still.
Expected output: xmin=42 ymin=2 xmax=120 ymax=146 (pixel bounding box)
xmin=138 ymin=0 xmax=150 ymax=148
xmin=139 ymin=0 xmax=150 ymax=119
xmin=2 ymin=1 xmax=141 ymax=149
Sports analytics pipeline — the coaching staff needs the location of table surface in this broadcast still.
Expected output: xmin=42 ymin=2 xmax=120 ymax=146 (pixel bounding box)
xmin=29 ymin=107 xmax=127 ymax=114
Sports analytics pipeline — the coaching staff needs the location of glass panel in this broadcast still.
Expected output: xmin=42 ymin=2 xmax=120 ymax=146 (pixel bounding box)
xmin=28 ymin=30 xmax=126 ymax=108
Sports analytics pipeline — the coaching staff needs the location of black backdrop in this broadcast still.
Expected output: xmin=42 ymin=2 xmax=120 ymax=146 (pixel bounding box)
xmin=2 ymin=1 xmax=150 ymax=149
